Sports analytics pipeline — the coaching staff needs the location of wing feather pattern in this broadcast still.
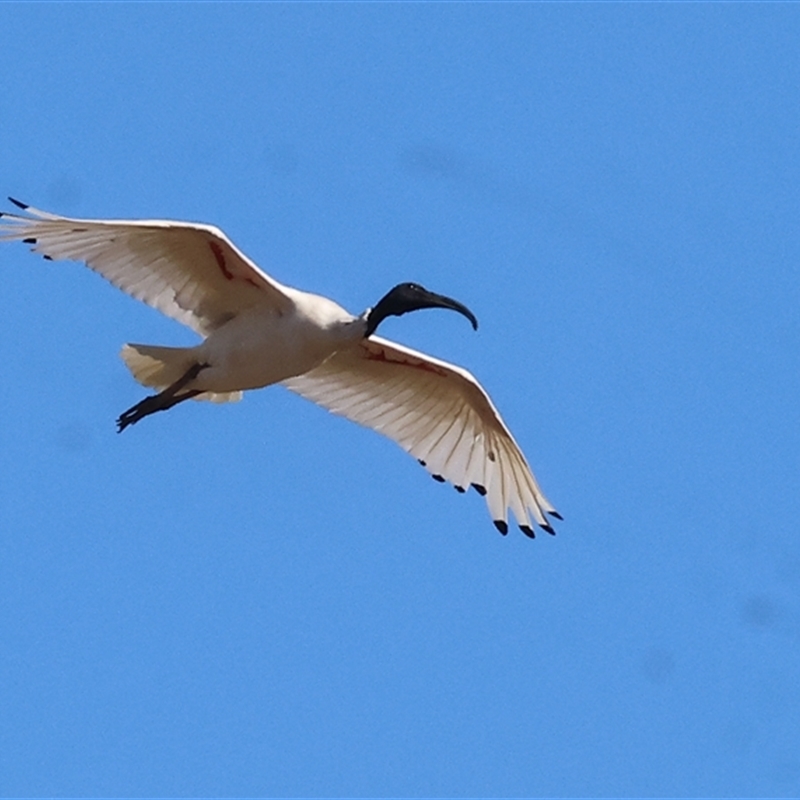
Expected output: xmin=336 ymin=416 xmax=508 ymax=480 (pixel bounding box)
xmin=0 ymin=201 xmax=292 ymax=335
xmin=282 ymin=335 xmax=559 ymax=535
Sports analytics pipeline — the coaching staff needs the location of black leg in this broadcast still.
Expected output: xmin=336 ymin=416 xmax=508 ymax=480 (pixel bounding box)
xmin=117 ymin=362 xmax=209 ymax=432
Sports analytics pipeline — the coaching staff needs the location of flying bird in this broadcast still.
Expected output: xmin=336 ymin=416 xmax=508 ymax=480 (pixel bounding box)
xmin=0 ymin=198 xmax=560 ymax=537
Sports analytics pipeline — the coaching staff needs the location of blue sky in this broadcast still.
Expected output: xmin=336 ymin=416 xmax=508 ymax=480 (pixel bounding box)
xmin=1 ymin=3 xmax=799 ymax=797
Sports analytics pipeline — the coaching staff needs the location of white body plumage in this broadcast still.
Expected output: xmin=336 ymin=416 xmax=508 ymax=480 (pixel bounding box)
xmin=192 ymin=294 xmax=366 ymax=394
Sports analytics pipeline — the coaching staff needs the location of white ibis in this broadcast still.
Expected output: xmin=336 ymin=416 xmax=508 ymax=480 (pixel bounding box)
xmin=0 ymin=198 xmax=561 ymax=537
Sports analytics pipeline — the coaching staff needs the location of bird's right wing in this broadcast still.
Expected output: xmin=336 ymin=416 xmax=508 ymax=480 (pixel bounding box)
xmin=0 ymin=200 xmax=294 ymax=335
xmin=282 ymin=335 xmax=560 ymax=537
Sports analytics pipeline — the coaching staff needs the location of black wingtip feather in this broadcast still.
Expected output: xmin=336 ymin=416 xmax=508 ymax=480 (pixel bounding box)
xmin=471 ymin=483 xmax=487 ymax=496
xmin=519 ymin=525 xmax=536 ymax=539
xmin=8 ymin=197 xmax=28 ymax=210
xmin=43 ymin=255 xmax=53 ymax=261
xmin=454 ymin=485 xmax=465 ymax=493
xmin=548 ymin=510 xmax=564 ymax=521
xmin=493 ymin=520 xmax=508 ymax=535
xmin=22 ymin=237 xmax=37 ymax=244
xmin=432 ymin=474 xmax=445 ymax=483
xmin=541 ymin=523 xmax=556 ymax=536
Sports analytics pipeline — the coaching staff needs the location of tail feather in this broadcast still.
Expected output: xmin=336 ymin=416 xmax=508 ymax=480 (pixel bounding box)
xmin=120 ymin=344 xmax=242 ymax=404
xmin=121 ymin=343 xmax=189 ymax=389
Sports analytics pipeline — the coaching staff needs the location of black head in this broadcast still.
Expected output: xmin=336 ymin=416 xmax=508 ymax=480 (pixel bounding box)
xmin=365 ymin=282 xmax=478 ymax=338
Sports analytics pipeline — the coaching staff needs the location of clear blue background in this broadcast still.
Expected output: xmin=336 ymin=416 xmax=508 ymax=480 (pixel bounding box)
xmin=1 ymin=4 xmax=799 ymax=797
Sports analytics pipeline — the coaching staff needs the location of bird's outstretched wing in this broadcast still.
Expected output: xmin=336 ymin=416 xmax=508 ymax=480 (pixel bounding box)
xmin=282 ymin=335 xmax=560 ymax=536
xmin=0 ymin=199 xmax=293 ymax=335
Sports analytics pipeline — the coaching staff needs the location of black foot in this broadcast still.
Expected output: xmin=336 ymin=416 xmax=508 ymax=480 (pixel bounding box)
xmin=117 ymin=388 xmax=203 ymax=432
xmin=117 ymin=362 xmax=208 ymax=432
xmin=117 ymin=396 xmax=150 ymax=432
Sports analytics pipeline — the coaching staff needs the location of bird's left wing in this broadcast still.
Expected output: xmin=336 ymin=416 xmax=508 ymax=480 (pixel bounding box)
xmin=282 ymin=335 xmax=560 ymax=537
xmin=0 ymin=199 xmax=293 ymax=335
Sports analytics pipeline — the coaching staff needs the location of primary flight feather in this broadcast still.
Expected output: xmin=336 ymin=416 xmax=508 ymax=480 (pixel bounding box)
xmin=0 ymin=198 xmax=560 ymax=537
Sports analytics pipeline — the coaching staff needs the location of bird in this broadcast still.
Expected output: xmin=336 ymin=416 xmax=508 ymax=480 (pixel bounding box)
xmin=0 ymin=197 xmax=561 ymax=537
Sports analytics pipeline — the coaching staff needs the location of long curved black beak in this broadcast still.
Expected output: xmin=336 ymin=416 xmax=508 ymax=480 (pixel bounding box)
xmin=365 ymin=282 xmax=478 ymax=337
